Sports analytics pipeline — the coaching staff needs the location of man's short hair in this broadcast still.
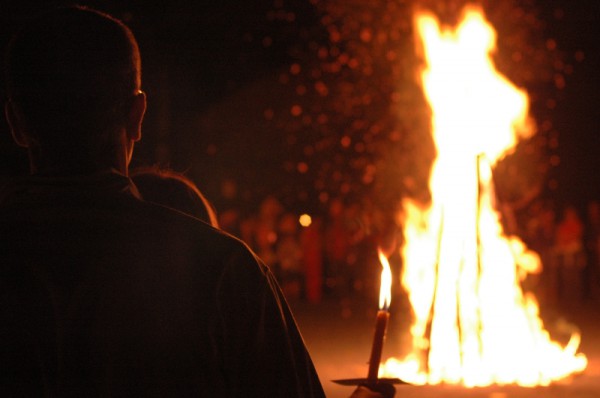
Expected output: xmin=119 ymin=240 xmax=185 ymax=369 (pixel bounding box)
xmin=5 ymin=6 xmax=141 ymax=149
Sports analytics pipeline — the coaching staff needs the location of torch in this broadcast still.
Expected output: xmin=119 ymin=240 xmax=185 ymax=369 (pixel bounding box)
xmin=333 ymin=248 xmax=407 ymax=388
xmin=367 ymin=249 xmax=392 ymax=383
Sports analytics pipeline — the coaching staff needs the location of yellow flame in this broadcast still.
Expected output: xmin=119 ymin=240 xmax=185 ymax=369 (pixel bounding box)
xmin=382 ymin=6 xmax=587 ymax=386
xmin=378 ymin=248 xmax=392 ymax=310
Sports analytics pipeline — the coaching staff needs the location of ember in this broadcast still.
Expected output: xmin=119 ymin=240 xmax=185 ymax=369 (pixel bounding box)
xmin=382 ymin=6 xmax=587 ymax=387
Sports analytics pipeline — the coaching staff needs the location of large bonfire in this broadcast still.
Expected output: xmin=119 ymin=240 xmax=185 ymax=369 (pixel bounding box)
xmin=382 ymin=6 xmax=587 ymax=387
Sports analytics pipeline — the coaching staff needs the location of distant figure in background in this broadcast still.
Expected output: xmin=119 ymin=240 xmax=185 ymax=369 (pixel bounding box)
xmin=526 ymin=200 xmax=557 ymax=305
xmin=254 ymin=196 xmax=283 ymax=270
xmin=324 ymin=198 xmax=351 ymax=298
xmin=131 ymin=166 xmax=218 ymax=227
xmin=276 ymin=212 xmax=304 ymax=300
xmin=553 ymin=205 xmax=585 ymax=305
xmin=301 ymin=216 xmax=324 ymax=304
xmin=584 ymin=200 xmax=600 ymax=301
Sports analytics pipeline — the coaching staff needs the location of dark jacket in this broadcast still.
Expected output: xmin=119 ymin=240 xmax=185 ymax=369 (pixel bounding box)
xmin=0 ymin=171 xmax=324 ymax=398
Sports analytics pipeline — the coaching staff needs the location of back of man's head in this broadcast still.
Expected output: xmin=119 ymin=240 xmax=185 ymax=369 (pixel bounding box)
xmin=5 ymin=6 xmax=141 ymax=158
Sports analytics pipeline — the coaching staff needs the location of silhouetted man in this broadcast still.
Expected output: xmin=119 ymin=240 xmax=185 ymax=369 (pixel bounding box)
xmin=0 ymin=6 xmax=324 ymax=397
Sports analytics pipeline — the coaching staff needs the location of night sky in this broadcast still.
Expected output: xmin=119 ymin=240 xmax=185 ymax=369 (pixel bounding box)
xmin=0 ymin=0 xmax=597 ymax=218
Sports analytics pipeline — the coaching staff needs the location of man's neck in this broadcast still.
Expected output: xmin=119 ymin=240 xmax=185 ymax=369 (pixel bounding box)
xmin=28 ymin=144 xmax=129 ymax=177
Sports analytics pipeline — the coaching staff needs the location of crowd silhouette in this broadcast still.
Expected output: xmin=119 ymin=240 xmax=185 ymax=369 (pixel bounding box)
xmin=206 ymin=178 xmax=600 ymax=311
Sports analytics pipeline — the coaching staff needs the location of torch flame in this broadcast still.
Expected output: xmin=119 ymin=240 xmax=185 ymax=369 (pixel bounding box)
xmin=382 ymin=6 xmax=587 ymax=387
xmin=378 ymin=248 xmax=392 ymax=310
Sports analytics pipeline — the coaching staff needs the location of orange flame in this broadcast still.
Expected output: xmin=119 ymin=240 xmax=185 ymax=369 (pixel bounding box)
xmin=382 ymin=6 xmax=587 ymax=386
xmin=378 ymin=248 xmax=392 ymax=310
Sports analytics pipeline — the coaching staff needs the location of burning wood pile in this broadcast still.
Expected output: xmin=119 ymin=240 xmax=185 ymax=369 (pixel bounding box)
xmin=380 ymin=6 xmax=587 ymax=387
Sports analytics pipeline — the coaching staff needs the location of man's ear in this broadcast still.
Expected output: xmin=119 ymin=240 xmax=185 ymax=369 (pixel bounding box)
xmin=126 ymin=91 xmax=146 ymax=142
xmin=5 ymin=100 xmax=30 ymax=148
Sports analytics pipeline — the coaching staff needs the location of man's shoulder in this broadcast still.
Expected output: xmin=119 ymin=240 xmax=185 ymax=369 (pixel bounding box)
xmin=0 ymin=184 xmax=268 ymax=287
xmin=132 ymin=200 xmax=271 ymax=293
xmin=0 ymin=178 xmax=257 ymax=266
xmin=135 ymin=199 xmax=265 ymax=269
xmin=136 ymin=199 xmax=240 ymax=244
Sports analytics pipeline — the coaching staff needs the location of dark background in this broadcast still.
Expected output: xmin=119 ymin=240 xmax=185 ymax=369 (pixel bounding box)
xmin=0 ymin=0 xmax=597 ymax=219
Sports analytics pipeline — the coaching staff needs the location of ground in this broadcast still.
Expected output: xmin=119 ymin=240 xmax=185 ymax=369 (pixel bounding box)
xmin=292 ymin=296 xmax=600 ymax=398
